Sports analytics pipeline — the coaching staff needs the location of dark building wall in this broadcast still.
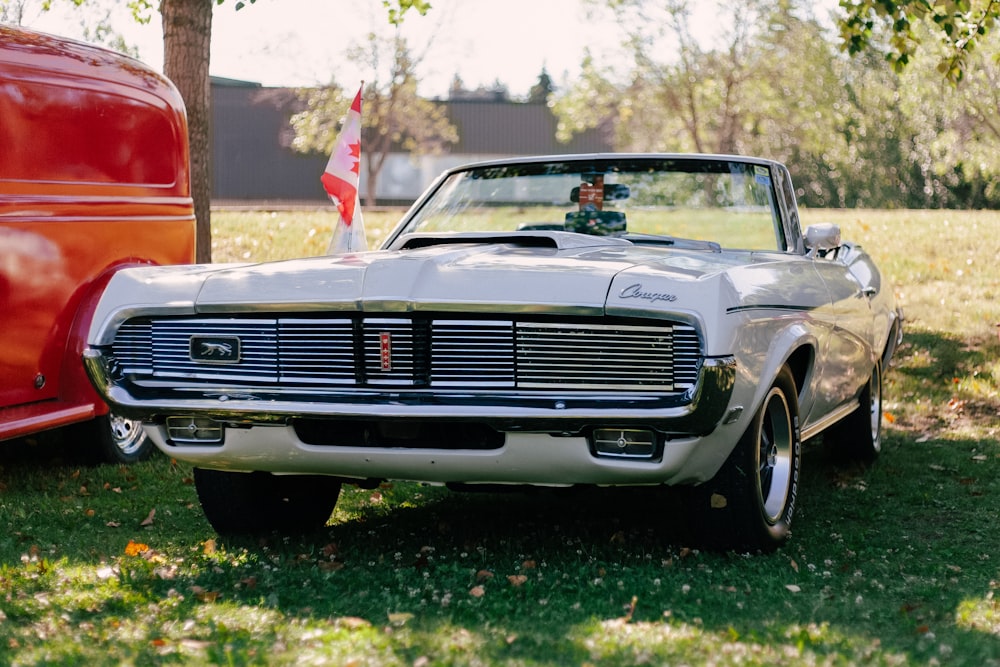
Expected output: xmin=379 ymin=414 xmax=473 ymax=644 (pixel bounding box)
xmin=446 ymin=99 xmax=610 ymax=155
xmin=212 ymin=83 xmax=328 ymax=201
xmin=210 ymin=81 xmax=614 ymax=203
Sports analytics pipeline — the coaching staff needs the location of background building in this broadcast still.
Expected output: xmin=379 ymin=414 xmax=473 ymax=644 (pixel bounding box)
xmin=211 ymin=78 xmax=612 ymax=206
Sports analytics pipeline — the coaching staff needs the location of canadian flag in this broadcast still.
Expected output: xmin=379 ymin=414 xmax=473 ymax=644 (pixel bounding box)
xmin=322 ymin=85 xmax=368 ymax=253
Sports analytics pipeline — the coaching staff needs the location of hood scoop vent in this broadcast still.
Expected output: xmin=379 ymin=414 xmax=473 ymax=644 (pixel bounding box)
xmin=396 ymin=231 xmax=632 ymax=251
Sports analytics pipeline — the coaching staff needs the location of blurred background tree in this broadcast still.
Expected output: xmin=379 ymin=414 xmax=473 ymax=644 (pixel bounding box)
xmin=290 ymin=33 xmax=458 ymax=207
xmin=5 ymin=0 xmax=1000 ymax=210
xmin=550 ymin=0 xmax=1000 ymax=208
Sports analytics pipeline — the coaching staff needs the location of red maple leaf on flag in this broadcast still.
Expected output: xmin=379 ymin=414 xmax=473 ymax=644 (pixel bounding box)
xmin=321 ymin=86 xmax=362 ymax=225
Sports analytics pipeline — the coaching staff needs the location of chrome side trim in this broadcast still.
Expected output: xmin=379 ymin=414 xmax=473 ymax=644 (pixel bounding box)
xmin=801 ymin=401 xmax=859 ymax=441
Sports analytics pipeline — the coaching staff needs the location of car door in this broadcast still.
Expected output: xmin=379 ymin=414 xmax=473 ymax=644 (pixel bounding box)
xmin=811 ymin=256 xmax=876 ymax=412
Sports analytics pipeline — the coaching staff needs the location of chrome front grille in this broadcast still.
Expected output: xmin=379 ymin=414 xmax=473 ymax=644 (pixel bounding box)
xmin=431 ymin=320 xmax=515 ymax=387
xmin=517 ymin=322 xmax=675 ymax=390
xmin=110 ymin=316 xmax=701 ymax=393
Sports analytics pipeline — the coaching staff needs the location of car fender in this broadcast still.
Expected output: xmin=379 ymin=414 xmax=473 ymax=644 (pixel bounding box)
xmin=730 ymin=317 xmax=818 ymax=437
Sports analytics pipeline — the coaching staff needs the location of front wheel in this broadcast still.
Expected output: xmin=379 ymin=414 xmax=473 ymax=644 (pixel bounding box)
xmin=75 ymin=412 xmax=155 ymax=464
xmin=689 ymin=366 xmax=801 ymax=552
xmin=193 ymin=468 xmax=342 ymax=536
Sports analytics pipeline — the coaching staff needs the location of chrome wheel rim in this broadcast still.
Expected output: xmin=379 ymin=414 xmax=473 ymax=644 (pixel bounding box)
xmin=757 ymin=387 xmax=793 ymax=524
xmin=868 ymin=364 xmax=883 ymax=450
xmin=108 ymin=413 xmax=146 ymax=456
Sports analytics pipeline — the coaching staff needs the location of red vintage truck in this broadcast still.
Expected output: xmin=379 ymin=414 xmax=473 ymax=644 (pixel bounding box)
xmin=0 ymin=26 xmax=195 ymax=461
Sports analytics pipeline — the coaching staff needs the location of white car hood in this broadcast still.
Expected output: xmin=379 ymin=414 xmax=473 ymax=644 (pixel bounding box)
xmin=88 ymin=238 xmax=768 ymax=346
xmin=192 ymin=241 xmax=744 ymax=314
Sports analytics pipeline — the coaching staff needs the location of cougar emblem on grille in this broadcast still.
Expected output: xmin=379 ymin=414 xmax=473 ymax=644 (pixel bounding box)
xmin=190 ymin=336 xmax=241 ymax=363
xmin=201 ymin=342 xmax=232 ymax=356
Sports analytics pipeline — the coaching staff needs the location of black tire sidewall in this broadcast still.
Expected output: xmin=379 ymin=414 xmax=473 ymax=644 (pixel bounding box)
xmin=692 ymin=365 xmax=802 ymax=552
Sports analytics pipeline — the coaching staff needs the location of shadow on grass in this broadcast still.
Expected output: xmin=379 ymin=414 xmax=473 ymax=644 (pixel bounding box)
xmin=198 ymin=427 xmax=997 ymax=663
xmin=891 ymin=326 xmax=1000 ymax=429
xmin=1 ymin=420 xmax=997 ymax=663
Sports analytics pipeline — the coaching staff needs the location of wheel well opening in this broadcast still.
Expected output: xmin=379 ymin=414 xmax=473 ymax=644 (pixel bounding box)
xmin=784 ymin=346 xmax=814 ymax=400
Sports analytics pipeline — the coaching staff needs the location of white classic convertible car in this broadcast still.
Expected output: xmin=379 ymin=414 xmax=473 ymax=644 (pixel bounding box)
xmin=84 ymin=154 xmax=901 ymax=551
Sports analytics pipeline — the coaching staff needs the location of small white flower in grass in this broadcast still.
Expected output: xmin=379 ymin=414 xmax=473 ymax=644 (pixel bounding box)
xmin=681 ymin=584 xmax=691 ymax=594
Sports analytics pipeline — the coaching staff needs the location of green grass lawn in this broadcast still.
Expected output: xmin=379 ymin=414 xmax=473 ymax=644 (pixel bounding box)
xmin=0 ymin=208 xmax=997 ymax=665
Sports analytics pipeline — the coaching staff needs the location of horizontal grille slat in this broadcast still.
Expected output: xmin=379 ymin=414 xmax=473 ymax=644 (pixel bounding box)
xmin=109 ymin=316 xmax=701 ymax=393
xmin=279 ymin=318 xmax=355 ymax=383
xmin=431 ymin=320 xmax=515 ymax=387
xmin=112 ymin=322 xmax=154 ymax=373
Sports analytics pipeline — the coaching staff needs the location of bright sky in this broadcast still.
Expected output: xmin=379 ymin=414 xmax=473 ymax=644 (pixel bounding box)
xmin=24 ymin=0 xmax=840 ymax=98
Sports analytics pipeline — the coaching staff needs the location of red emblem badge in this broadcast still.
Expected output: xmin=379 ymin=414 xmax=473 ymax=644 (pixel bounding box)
xmin=379 ymin=332 xmax=392 ymax=371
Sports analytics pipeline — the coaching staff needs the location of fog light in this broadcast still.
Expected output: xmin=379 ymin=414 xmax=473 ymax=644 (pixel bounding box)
xmin=166 ymin=416 xmax=223 ymax=445
xmin=591 ymin=428 xmax=657 ymax=459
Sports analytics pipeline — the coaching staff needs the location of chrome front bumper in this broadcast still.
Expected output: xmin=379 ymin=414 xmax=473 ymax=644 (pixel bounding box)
xmin=84 ymin=348 xmax=737 ymax=436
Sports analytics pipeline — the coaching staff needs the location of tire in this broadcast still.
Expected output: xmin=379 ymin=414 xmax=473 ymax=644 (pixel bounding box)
xmin=193 ymin=468 xmax=342 ymax=536
xmin=81 ymin=412 xmax=155 ymax=464
xmin=689 ymin=366 xmax=801 ymax=552
xmin=828 ymin=359 xmax=883 ymax=463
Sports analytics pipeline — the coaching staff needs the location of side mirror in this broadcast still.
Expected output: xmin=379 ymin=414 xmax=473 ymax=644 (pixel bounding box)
xmin=804 ymin=223 xmax=841 ymax=257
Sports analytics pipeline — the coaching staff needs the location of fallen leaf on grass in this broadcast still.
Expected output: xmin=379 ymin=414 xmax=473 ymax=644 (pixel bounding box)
xmin=190 ymin=585 xmax=219 ymax=603
xmin=475 ymin=569 xmax=494 ymax=582
xmin=947 ymin=398 xmax=966 ymax=413
xmin=334 ymin=616 xmax=371 ymax=630
xmin=318 ymin=560 xmax=345 ymax=572
xmin=388 ymin=612 xmax=414 ymax=627
xmin=469 ymin=585 xmax=486 ymax=598
xmin=140 ymin=508 xmax=156 ymax=527
xmin=621 ymin=595 xmax=638 ymax=623
xmin=124 ymin=540 xmax=150 ymax=557
xmin=507 ymin=574 xmax=528 ymax=587
xmin=785 ymin=584 xmax=801 ymax=593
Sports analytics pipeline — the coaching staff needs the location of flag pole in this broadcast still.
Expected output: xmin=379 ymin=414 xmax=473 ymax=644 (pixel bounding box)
xmin=322 ymin=82 xmax=368 ymax=254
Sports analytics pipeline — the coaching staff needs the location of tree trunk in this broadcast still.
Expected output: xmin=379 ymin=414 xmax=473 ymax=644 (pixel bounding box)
xmin=161 ymin=0 xmax=213 ymax=263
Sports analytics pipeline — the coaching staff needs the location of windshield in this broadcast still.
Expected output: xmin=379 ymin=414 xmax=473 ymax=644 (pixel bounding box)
xmin=393 ymin=157 xmax=786 ymax=251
